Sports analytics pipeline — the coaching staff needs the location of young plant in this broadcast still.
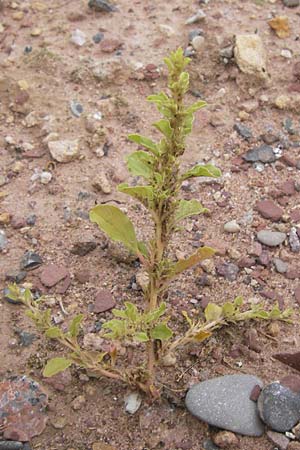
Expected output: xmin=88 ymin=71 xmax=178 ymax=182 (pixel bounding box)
xmin=7 ymin=48 xmax=292 ymax=397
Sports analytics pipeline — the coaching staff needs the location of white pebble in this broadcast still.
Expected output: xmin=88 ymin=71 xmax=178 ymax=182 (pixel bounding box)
xmin=224 ymin=220 xmax=240 ymax=233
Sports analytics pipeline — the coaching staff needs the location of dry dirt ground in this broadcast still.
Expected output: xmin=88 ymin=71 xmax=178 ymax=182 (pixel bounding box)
xmin=1 ymin=0 xmax=300 ymax=449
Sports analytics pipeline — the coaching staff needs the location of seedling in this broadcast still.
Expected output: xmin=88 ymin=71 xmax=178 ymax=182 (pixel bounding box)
xmin=8 ymin=49 xmax=292 ymax=397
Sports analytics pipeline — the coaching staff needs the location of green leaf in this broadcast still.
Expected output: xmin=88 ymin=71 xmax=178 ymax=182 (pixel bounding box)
xmin=153 ymin=119 xmax=173 ymax=139
xmin=126 ymin=151 xmax=154 ymax=180
xmin=222 ymin=302 xmax=235 ymax=318
xmin=137 ymin=241 xmax=149 ymax=258
xmin=43 ymin=357 xmax=72 ymax=377
xmin=45 ymin=327 xmax=62 ymax=339
xmin=147 ymin=92 xmax=169 ymax=105
xmin=112 ymin=308 xmax=127 ymax=318
xmin=118 ymin=183 xmax=154 ymax=204
xmin=145 ymin=302 xmax=167 ymax=323
xmin=253 ymin=310 xmax=269 ymax=320
xmin=102 ymin=319 xmax=126 ymax=338
xmin=124 ymin=302 xmax=138 ymax=321
xmin=174 ymin=199 xmax=208 ymax=223
xmin=183 ymin=112 xmax=194 ymax=135
xmin=151 ymin=323 xmax=173 ymax=340
xmin=90 ymin=204 xmax=139 ymax=254
xmin=179 ymin=71 xmax=189 ymax=92
xmin=69 ymin=314 xmax=84 ymax=337
xmin=133 ymin=332 xmax=149 ymax=342
xmin=186 ymin=100 xmax=207 ymax=114
xmin=182 ymin=164 xmax=222 ymax=180
xmin=205 ymin=303 xmax=223 ymax=322
xmin=234 ymin=296 xmax=243 ymax=308
xmin=128 ymin=134 xmax=159 ymax=156
xmin=173 ymin=246 xmax=216 ymax=275
xmin=182 ymin=310 xmax=193 ymax=327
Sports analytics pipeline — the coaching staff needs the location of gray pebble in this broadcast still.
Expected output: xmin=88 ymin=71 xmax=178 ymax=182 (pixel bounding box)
xmin=257 ymin=230 xmax=286 ymax=247
xmin=92 ymin=32 xmax=104 ymax=43
xmin=0 ymin=229 xmax=7 ymax=251
xmin=188 ymin=28 xmax=204 ymax=41
xmin=224 ymin=220 xmax=240 ymax=233
xmin=234 ymin=123 xmax=253 ymax=140
xmin=258 ymin=382 xmax=300 ymax=432
xmin=273 ymin=258 xmax=289 ymax=274
xmin=289 ymin=228 xmax=300 ymax=253
xmin=216 ymin=262 xmax=239 ymax=281
xmin=20 ymin=251 xmax=43 ymax=270
xmin=88 ymin=0 xmax=117 ymax=12
xmin=185 ymin=374 xmax=264 ymax=436
xmin=70 ymin=100 xmax=83 ymax=117
xmin=283 ymin=0 xmax=300 ymax=6
xmin=243 ymin=145 xmax=276 ymax=163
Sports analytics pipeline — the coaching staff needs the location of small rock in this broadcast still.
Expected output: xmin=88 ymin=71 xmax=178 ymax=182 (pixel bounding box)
xmin=20 ymin=251 xmax=43 ymax=270
xmin=88 ymin=0 xmax=117 ymax=12
xmin=185 ymin=374 xmax=264 ymax=436
xmin=0 ymin=212 xmax=11 ymax=225
xmin=0 ymin=442 xmax=23 ymax=450
xmin=16 ymin=330 xmax=36 ymax=347
xmin=71 ymin=241 xmax=97 ymax=256
xmin=92 ymin=172 xmax=112 ymax=194
xmin=71 ymin=395 xmax=86 ymax=410
xmin=256 ymin=200 xmax=283 ymax=222
xmin=283 ymin=0 xmax=300 ymax=6
xmin=234 ymin=34 xmax=268 ymax=80
xmin=216 ymin=262 xmax=239 ymax=281
xmin=233 ymin=123 xmax=252 ymax=140
xmin=280 ymin=375 xmax=300 ymax=394
xmin=273 ymin=258 xmax=289 ymax=273
xmin=243 ymin=145 xmax=276 ymax=163
xmin=289 ymin=228 xmax=300 ymax=253
xmin=99 ymin=38 xmax=122 ymax=53
xmin=188 ymin=28 xmax=204 ymax=41
xmin=26 ymin=214 xmax=37 ymax=226
xmin=40 ymin=264 xmax=69 ymax=288
xmin=5 ymin=270 xmax=27 ymax=283
xmin=192 ymin=35 xmax=205 ymax=52
xmin=70 ymin=29 xmax=86 ymax=46
xmin=70 ymin=100 xmax=83 ymax=117
xmin=250 ymin=384 xmax=262 ymax=401
xmin=75 ymin=269 xmax=90 ymax=283
xmin=11 ymin=217 xmax=26 ymax=229
xmin=257 ymin=250 xmax=270 ymax=266
xmin=185 ymin=9 xmax=206 ymax=25
xmin=281 ymin=49 xmax=293 ymax=59
xmin=257 ymin=230 xmax=286 ymax=247
xmin=48 ymin=139 xmax=79 ymax=163
xmin=295 ymin=285 xmax=300 ymax=304
xmin=261 ymin=132 xmax=279 ymax=145
xmin=125 ymin=392 xmax=142 ymax=414
xmin=203 ymin=439 xmax=220 ymax=450
xmin=224 ymin=220 xmax=240 ymax=233
xmin=41 ymin=171 xmax=53 ymax=185
xmin=258 ymin=382 xmax=300 ymax=431
xmin=213 ymin=431 xmax=239 ymax=449
xmin=266 ymin=430 xmax=290 ymax=450
xmin=269 ymin=16 xmax=290 ymax=39
xmin=93 ymin=289 xmax=116 ymax=313
xmin=93 ymin=32 xmax=104 ymax=43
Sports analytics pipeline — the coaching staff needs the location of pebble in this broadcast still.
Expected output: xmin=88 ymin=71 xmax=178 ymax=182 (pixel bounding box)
xmin=233 ymin=123 xmax=252 ymax=140
xmin=92 ymin=172 xmax=112 ymax=194
xmin=71 ymin=241 xmax=97 ymax=256
xmin=0 ymin=230 xmax=7 ymax=252
xmin=295 ymin=285 xmax=300 ymax=304
xmin=257 ymin=230 xmax=286 ymax=247
xmin=223 ymin=220 xmax=240 ymax=233
xmin=258 ymin=382 xmax=300 ymax=432
xmin=234 ymin=34 xmax=268 ymax=80
xmin=20 ymin=251 xmax=43 ymax=270
xmin=266 ymin=430 xmax=290 ymax=450
xmin=40 ymin=171 xmax=52 ymax=184
xmin=256 ymin=200 xmax=283 ymax=222
xmin=185 ymin=9 xmax=206 ymax=25
xmin=213 ymin=431 xmax=239 ymax=448
xmin=70 ymin=29 xmax=86 ymax=46
xmin=70 ymin=100 xmax=83 ymax=117
xmin=125 ymin=392 xmax=142 ymax=414
xmin=88 ymin=0 xmax=117 ymax=12
xmin=93 ymin=32 xmax=104 ymax=43
xmin=281 ymin=49 xmax=293 ymax=59
xmin=273 ymin=257 xmax=289 ymax=273
xmin=289 ymin=228 xmax=300 ymax=253
xmin=185 ymin=374 xmax=264 ymax=436
xmin=283 ymin=0 xmax=300 ymax=6
xmin=40 ymin=264 xmax=69 ymax=288
xmin=26 ymin=215 xmax=36 ymax=226
xmin=75 ymin=269 xmax=90 ymax=284
xmin=5 ymin=270 xmax=27 ymax=283
xmin=216 ymin=262 xmax=239 ymax=281
xmin=92 ymin=289 xmax=116 ymax=313
xmin=71 ymin=395 xmax=86 ymax=410
xmin=0 ymin=443 xmax=23 ymax=450
xmin=188 ymin=28 xmax=204 ymax=41
xmin=48 ymin=139 xmax=79 ymax=163
xmin=191 ymin=35 xmax=205 ymax=52
xmin=243 ymin=145 xmax=276 ymax=163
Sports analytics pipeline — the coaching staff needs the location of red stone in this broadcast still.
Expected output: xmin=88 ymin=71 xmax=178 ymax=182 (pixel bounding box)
xmin=260 ymin=289 xmax=276 ymax=300
xmin=280 ymin=154 xmax=297 ymax=167
xmin=256 ymin=200 xmax=283 ymax=221
xmin=76 ymin=269 xmax=90 ymax=284
xmin=54 ymin=273 xmax=71 ymax=294
xmin=11 ymin=216 xmax=26 ymax=229
xmin=99 ymin=38 xmax=122 ymax=53
xmin=274 ymin=351 xmax=300 ymax=372
xmin=279 ymin=180 xmax=296 ymax=196
xmin=40 ymin=264 xmax=69 ymax=288
xmin=238 ymin=257 xmax=255 ymax=268
xmin=280 ymin=375 xmax=300 ymax=393
xmin=285 ymin=268 xmax=300 ymax=280
xmin=250 ymin=384 xmax=261 ymax=401
xmin=257 ymin=251 xmax=270 ymax=267
xmin=290 ymin=209 xmax=300 ymax=223
xmin=93 ymin=289 xmax=116 ymax=313
xmin=288 ymin=83 xmax=300 ymax=93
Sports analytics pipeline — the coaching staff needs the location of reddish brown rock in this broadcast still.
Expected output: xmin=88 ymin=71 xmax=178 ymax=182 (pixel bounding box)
xmin=76 ymin=269 xmax=90 ymax=284
xmin=55 ymin=273 xmax=71 ymax=294
xmin=250 ymin=384 xmax=262 ymax=401
xmin=280 ymin=375 xmax=300 ymax=394
xmin=290 ymin=209 xmax=300 ymax=223
xmin=213 ymin=430 xmax=240 ymax=448
xmin=295 ymin=285 xmax=300 ymax=304
xmin=274 ymin=351 xmax=300 ymax=371
xmin=206 ymin=238 xmax=228 ymax=256
xmin=279 ymin=180 xmax=296 ymax=196
xmin=43 ymin=368 xmax=72 ymax=391
xmin=281 ymin=154 xmax=297 ymax=167
xmin=40 ymin=264 xmax=69 ymax=287
xmin=285 ymin=268 xmax=300 ymax=280
xmin=99 ymin=38 xmax=122 ymax=53
xmin=11 ymin=216 xmax=26 ymax=229
xmin=257 ymin=250 xmax=270 ymax=266
xmin=238 ymin=257 xmax=255 ymax=268
xmin=256 ymin=200 xmax=283 ymax=221
xmin=266 ymin=430 xmax=289 ymax=450
xmin=260 ymin=289 xmax=276 ymax=300
xmin=249 ymin=242 xmax=262 ymax=257
xmin=93 ymin=289 xmax=116 ymax=313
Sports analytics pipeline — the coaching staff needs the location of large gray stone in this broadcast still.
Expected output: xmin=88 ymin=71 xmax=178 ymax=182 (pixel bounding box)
xmin=257 ymin=230 xmax=286 ymax=247
xmin=185 ymin=374 xmax=264 ymax=436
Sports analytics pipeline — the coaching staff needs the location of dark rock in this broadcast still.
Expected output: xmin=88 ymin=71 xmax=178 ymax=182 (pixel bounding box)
xmin=185 ymin=374 xmax=264 ymax=436
xmin=0 ymin=376 xmax=48 ymax=442
xmin=26 ymin=214 xmax=36 ymax=226
xmin=20 ymin=252 xmax=43 ymax=270
xmin=40 ymin=264 xmax=69 ymax=288
xmin=216 ymin=262 xmax=239 ymax=281
xmin=256 ymin=200 xmax=283 ymax=221
xmin=203 ymin=439 xmax=220 ymax=450
xmin=234 ymin=123 xmax=252 ymax=140
xmin=283 ymin=0 xmax=300 ymax=6
xmin=88 ymin=0 xmax=117 ymax=12
xmin=258 ymin=382 xmax=300 ymax=431
xmin=70 ymin=101 xmax=83 ymax=117
xmin=70 ymin=241 xmax=97 ymax=256
xmin=92 ymin=289 xmax=116 ymax=313
xmin=92 ymin=32 xmax=104 ymax=43
xmin=243 ymin=145 xmax=276 ymax=163
xmin=5 ymin=271 xmax=27 ymax=283
xmin=280 ymin=375 xmax=300 ymax=393
xmin=275 ymin=351 xmax=300 ymax=372
xmin=3 ymin=287 xmax=23 ymax=305
xmin=246 ymin=328 xmax=261 ymax=353
xmin=0 ymin=443 xmax=23 ymax=450
xmin=16 ymin=330 xmax=36 ymax=347
xmin=188 ymin=28 xmax=204 ymax=42
xmin=266 ymin=430 xmax=290 ymax=450
xmin=257 ymin=251 xmax=270 ymax=266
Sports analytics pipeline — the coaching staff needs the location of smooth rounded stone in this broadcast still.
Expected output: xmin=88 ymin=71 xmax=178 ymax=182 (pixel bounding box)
xmin=125 ymin=392 xmax=142 ymax=414
xmin=257 ymin=230 xmax=286 ymax=247
xmin=191 ymin=35 xmax=205 ymax=52
xmin=224 ymin=220 xmax=240 ymax=233
xmin=0 ymin=229 xmax=7 ymax=251
xmin=273 ymin=257 xmax=289 ymax=273
xmin=258 ymin=382 xmax=300 ymax=432
xmin=256 ymin=200 xmax=283 ymax=222
xmin=88 ymin=0 xmax=117 ymax=12
xmin=188 ymin=28 xmax=204 ymax=42
xmin=185 ymin=374 xmax=264 ymax=436
xmin=70 ymin=100 xmax=83 ymax=117
xmin=92 ymin=32 xmax=104 ymax=43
